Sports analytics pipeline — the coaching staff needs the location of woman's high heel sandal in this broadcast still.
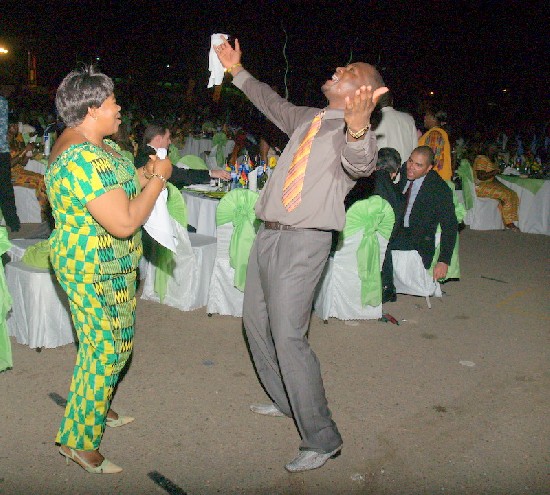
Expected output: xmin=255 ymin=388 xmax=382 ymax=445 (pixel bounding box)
xmin=106 ymin=415 xmax=135 ymax=428
xmin=59 ymin=446 xmax=123 ymax=474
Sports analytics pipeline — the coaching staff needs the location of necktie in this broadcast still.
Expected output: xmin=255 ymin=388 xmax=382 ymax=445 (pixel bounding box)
xmin=282 ymin=110 xmax=325 ymax=212
xmin=404 ymin=181 xmax=412 ymax=209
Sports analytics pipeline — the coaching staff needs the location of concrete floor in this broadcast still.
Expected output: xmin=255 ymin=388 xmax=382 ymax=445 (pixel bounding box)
xmin=1 ymin=224 xmax=548 ymax=494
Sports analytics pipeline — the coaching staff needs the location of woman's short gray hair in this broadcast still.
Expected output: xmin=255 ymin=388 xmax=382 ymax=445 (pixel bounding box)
xmin=55 ymin=65 xmax=114 ymax=127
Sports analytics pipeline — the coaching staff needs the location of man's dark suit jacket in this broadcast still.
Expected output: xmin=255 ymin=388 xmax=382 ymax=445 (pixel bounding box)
xmin=394 ymin=168 xmax=458 ymax=268
xmin=134 ymin=144 xmax=210 ymax=189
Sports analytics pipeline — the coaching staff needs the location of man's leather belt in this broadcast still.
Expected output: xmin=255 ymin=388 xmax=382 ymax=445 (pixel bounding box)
xmin=264 ymin=221 xmax=297 ymax=231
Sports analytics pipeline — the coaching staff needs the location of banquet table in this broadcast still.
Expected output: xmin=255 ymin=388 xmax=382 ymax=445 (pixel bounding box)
xmin=25 ymin=158 xmax=47 ymax=175
xmin=182 ymin=190 xmax=220 ymax=237
xmin=496 ymin=176 xmax=550 ymax=235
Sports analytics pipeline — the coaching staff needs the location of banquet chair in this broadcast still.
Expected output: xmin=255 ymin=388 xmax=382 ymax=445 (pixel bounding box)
xmin=392 ymin=181 xmax=464 ymax=308
xmin=4 ymin=239 xmax=74 ymax=349
xmin=14 ymin=186 xmax=41 ymax=223
xmin=457 ymin=159 xmax=504 ymax=230
xmin=176 ymin=154 xmax=209 ymax=170
xmin=141 ymin=184 xmax=216 ymax=311
xmin=206 ymin=188 xmax=260 ymax=317
xmin=313 ymin=196 xmax=395 ymax=322
xmin=0 ymin=227 xmax=13 ymax=371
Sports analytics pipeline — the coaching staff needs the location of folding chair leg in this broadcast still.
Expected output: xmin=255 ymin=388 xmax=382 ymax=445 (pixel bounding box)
xmin=425 ymin=296 xmax=432 ymax=309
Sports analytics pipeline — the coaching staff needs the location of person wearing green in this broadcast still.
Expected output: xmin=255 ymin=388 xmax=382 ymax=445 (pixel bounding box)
xmin=46 ymin=66 xmax=172 ymax=474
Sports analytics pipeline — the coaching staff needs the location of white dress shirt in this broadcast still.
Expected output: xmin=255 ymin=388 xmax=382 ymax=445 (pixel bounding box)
xmin=375 ymin=107 xmax=418 ymax=165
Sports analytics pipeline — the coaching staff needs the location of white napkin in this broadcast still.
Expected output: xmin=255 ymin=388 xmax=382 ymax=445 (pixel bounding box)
xmin=208 ymin=33 xmax=228 ymax=88
xmin=143 ymin=188 xmax=178 ymax=253
xmin=248 ymin=168 xmax=258 ymax=191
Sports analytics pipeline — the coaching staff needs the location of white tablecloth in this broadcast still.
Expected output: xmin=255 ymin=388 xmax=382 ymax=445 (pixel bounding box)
xmin=5 ymin=261 xmax=74 ymax=349
xmin=25 ymin=159 xmax=47 ymax=175
xmin=180 ymin=136 xmax=214 ymax=157
xmin=496 ymin=177 xmax=550 ymax=235
xmin=14 ymin=186 xmax=41 ymax=223
xmin=182 ymin=191 xmax=220 ymax=237
xmin=180 ymin=136 xmax=234 ymax=162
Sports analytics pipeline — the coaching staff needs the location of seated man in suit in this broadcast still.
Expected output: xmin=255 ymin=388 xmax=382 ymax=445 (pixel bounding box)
xmin=134 ymin=123 xmax=229 ymax=189
xmin=381 ymin=145 xmax=458 ymax=303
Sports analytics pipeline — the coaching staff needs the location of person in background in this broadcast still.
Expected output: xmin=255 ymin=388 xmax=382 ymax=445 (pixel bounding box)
xmin=0 ymin=95 xmax=20 ymax=231
xmin=110 ymin=124 xmax=135 ymax=163
xmin=46 ymin=65 xmax=173 ymax=474
xmin=473 ymin=142 xmax=520 ymax=231
xmin=134 ymin=123 xmax=229 ymax=188
xmin=418 ymin=105 xmax=452 ymax=180
xmin=381 ymin=146 xmax=458 ymax=303
xmin=372 ymin=91 xmax=417 ymax=169
xmin=7 ymin=120 xmax=52 ymax=224
xmin=216 ymin=36 xmax=387 ymax=473
xmin=344 ymin=147 xmax=402 ymax=211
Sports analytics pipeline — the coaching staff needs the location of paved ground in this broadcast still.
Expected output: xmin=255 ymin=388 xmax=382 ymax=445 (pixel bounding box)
xmin=1 ymin=224 xmax=548 ymax=494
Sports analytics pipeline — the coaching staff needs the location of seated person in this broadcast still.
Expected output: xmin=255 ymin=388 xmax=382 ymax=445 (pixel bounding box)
xmin=8 ymin=121 xmax=51 ymax=223
xmin=473 ymin=143 xmax=520 ymax=231
xmin=134 ymin=123 xmax=229 ymax=189
xmin=344 ymin=147 xmax=402 ymax=212
xmin=381 ymin=146 xmax=458 ymax=302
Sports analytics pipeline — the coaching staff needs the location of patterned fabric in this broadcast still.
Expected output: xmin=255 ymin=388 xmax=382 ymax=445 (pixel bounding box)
xmin=0 ymin=97 xmax=8 ymax=153
xmin=11 ymin=164 xmax=50 ymax=220
xmin=45 ymin=140 xmax=142 ymax=450
xmin=473 ymin=154 xmax=519 ymax=224
xmin=418 ymin=126 xmax=452 ymax=180
xmin=282 ymin=111 xmax=324 ymax=212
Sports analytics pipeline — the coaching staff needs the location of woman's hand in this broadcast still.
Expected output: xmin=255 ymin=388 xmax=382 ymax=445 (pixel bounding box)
xmin=344 ymin=85 xmax=389 ymax=140
xmin=215 ymin=36 xmax=242 ymax=71
xmin=152 ymin=157 xmax=172 ymax=181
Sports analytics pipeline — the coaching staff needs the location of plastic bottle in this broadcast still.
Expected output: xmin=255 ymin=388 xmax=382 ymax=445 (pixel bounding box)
xmin=43 ymin=132 xmax=51 ymax=157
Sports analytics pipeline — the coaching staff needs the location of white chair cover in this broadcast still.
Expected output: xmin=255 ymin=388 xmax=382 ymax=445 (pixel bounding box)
xmin=314 ymin=232 xmax=389 ymax=321
xmin=5 ymin=261 xmax=74 ymax=349
xmin=206 ymin=223 xmax=244 ymax=317
xmin=140 ymin=222 xmax=217 ymax=311
xmin=464 ymin=193 xmax=504 ymax=230
xmin=392 ymin=249 xmax=442 ymax=308
xmin=14 ymin=186 xmax=41 ymax=223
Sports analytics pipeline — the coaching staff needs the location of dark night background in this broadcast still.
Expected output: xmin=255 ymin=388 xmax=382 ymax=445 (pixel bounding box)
xmin=1 ymin=0 xmax=548 ymax=135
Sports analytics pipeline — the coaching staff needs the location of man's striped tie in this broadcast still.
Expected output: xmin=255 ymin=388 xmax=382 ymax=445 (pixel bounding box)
xmin=281 ymin=110 xmax=325 ymax=212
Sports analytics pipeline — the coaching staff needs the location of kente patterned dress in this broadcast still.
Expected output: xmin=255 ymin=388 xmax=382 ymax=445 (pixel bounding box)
xmin=418 ymin=126 xmax=452 ymax=181
xmin=473 ymin=154 xmax=519 ymax=225
xmin=45 ymin=140 xmax=142 ymax=450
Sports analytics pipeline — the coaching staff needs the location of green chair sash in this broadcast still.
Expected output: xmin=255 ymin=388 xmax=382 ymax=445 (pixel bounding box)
xmin=429 ymin=181 xmax=464 ymax=280
xmin=22 ymin=240 xmax=51 ymax=269
xmin=456 ymin=159 xmax=475 ymax=210
xmin=168 ymin=144 xmax=181 ymax=166
xmin=0 ymin=227 xmax=13 ymax=372
xmin=212 ymin=132 xmax=228 ymax=167
xmin=153 ymin=183 xmax=188 ymax=302
xmin=177 ymin=154 xmax=209 ymax=170
xmin=216 ymin=189 xmax=259 ymax=291
xmin=342 ymin=196 xmax=395 ymax=307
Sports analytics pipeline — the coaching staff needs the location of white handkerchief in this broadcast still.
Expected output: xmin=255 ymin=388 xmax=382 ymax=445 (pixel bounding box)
xmin=143 ymin=189 xmax=178 ymax=253
xmin=208 ymin=33 xmax=229 ymax=88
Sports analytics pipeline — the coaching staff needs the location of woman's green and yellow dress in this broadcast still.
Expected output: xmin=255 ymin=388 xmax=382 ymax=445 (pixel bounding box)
xmin=45 ymin=140 xmax=142 ymax=450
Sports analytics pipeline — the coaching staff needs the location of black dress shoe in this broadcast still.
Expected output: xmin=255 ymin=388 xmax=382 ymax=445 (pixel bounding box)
xmin=382 ymin=286 xmax=397 ymax=303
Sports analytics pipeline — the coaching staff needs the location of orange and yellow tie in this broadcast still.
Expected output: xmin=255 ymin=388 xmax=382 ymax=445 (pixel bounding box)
xmin=281 ymin=110 xmax=325 ymax=212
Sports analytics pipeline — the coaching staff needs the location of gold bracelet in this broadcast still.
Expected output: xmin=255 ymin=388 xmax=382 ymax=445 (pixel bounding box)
xmin=150 ymin=172 xmax=167 ymax=185
xmin=347 ymin=123 xmax=371 ymax=139
xmin=224 ymin=63 xmax=242 ymax=74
